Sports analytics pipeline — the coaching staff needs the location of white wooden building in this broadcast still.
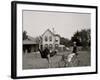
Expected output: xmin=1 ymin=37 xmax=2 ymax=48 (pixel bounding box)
xmin=41 ymin=29 xmax=60 ymax=50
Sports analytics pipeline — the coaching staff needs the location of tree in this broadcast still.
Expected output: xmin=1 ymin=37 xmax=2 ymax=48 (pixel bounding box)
xmin=35 ymin=36 xmax=43 ymax=50
xmin=35 ymin=36 xmax=42 ymax=44
xmin=71 ymin=29 xmax=91 ymax=47
xmin=23 ymin=31 xmax=28 ymax=40
xmin=71 ymin=31 xmax=81 ymax=46
xmin=60 ymin=37 xmax=70 ymax=47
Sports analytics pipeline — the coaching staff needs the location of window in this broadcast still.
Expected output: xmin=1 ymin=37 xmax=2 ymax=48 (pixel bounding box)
xmin=49 ymin=36 xmax=52 ymax=41
xmin=45 ymin=44 xmax=48 ymax=48
xmin=49 ymin=44 xmax=53 ymax=49
xmin=55 ymin=39 xmax=58 ymax=42
xmin=55 ymin=44 xmax=58 ymax=49
xmin=45 ymin=36 xmax=48 ymax=41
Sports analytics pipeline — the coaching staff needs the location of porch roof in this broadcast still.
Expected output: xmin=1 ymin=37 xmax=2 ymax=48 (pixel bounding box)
xmin=23 ymin=40 xmax=38 ymax=45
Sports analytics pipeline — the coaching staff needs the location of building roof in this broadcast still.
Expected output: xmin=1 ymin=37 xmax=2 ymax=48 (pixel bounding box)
xmin=23 ymin=40 xmax=37 ymax=45
xmin=23 ymin=36 xmax=38 ymax=45
xmin=42 ymin=29 xmax=60 ymax=38
xmin=42 ymin=29 xmax=54 ymax=37
xmin=55 ymin=34 xmax=60 ymax=38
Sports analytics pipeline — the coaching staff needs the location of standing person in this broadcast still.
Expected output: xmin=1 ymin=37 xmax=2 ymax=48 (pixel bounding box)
xmin=67 ymin=41 xmax=78 ymax=67
xmin=72 ymin=41 xmax=78 ymax=56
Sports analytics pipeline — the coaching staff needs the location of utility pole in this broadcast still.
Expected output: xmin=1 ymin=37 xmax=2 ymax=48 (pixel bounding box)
xmin=52 ymin=28 xmax=55 ymax=51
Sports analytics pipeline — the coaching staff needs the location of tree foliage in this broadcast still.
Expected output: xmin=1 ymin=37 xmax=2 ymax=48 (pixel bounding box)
xmin=60 ymin=37 xmax=70 ymax=47
xmin=71 ymin=29 xmax=91 ymax=47
xmin=23 ymin=31 xmax=28 ymax=40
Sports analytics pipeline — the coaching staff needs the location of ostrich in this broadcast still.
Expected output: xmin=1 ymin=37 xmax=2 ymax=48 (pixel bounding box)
xmin=38 ymin=48 xmax=57 ymax=68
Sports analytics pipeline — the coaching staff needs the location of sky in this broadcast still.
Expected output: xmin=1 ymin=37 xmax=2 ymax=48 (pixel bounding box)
xmin=23 ymin=10 xmax=91 ymax=39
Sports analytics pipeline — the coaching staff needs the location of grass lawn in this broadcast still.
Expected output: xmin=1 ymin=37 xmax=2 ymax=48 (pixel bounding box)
xmin=23 ymin=50 xmax=90 ymax=69
xmin=77 ymin=50 xmax=91 ymax=66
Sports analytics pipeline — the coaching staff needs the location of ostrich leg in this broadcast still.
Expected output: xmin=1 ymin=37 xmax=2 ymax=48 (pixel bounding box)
xmin=38 ymin=48 xmax=52 ymax=68
xmin=47 ymin=54 xmax=51 ymax=68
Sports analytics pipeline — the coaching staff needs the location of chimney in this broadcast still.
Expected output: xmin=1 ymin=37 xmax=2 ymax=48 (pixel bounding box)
xmin=52 ymin=28 xmax=55 ymax=34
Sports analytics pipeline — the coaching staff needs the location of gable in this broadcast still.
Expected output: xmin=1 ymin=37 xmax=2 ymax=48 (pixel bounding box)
xmin=42 ymin=29 xmax=54 ymax=37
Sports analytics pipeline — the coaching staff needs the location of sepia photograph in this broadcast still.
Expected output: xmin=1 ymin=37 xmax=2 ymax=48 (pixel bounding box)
xmin=11 ymin=1 xmax=97 ymax=79
xmin=22 ymin=10 xmax=91 ymax=69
